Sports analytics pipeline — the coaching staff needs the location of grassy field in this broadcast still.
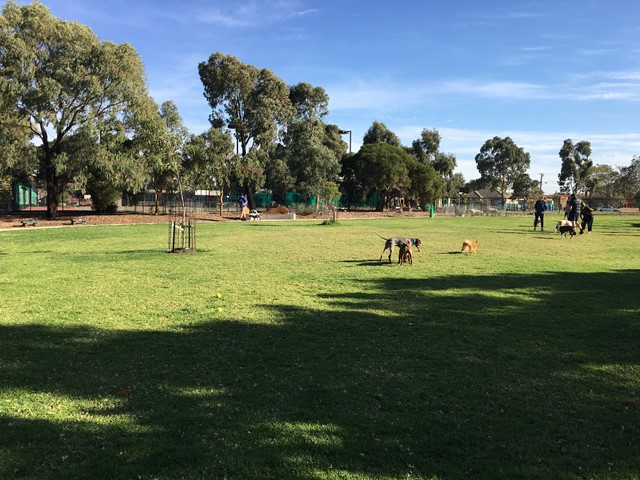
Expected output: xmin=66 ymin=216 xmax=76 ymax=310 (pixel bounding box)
xmin=1 ymin=213 xmax=639 ymax=479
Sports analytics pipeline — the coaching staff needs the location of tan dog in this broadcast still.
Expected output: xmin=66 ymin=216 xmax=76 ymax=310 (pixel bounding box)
xmin=461 ymin=239 xmax=478 ymax=254
xmin=398 ymin=241 xmax=413 ymax=265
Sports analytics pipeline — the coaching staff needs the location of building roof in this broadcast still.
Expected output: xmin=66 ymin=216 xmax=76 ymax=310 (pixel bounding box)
xmin=468 ymin=188 xmax=505 ymax=200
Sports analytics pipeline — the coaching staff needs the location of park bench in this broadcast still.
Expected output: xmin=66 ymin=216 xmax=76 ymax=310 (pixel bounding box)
xmin=21 ymin=219 xmax=39 ymax=227
xmin=71 ymin=217 xmax=88 ymax=225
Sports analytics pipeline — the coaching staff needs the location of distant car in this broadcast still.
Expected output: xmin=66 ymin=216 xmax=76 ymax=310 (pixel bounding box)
xmin=597 ymin=206 xmax=620 ymax=212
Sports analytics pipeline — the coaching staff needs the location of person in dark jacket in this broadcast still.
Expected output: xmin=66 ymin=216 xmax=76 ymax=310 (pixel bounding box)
xmin=533 ymin=197 xmax=547 ymax=231
xmin=580 ymin=203 xmax=594 ymax=234
xmin=567 ymin=194 xmax=583 ymax=231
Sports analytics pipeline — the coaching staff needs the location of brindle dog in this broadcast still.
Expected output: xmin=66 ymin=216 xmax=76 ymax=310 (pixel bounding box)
xmin=376 ymin=233 xmax=421 ymax=263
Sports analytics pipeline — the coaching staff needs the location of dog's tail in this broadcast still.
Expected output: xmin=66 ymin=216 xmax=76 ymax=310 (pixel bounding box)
xmin=375 ymin=232 xmax=388 ymax=240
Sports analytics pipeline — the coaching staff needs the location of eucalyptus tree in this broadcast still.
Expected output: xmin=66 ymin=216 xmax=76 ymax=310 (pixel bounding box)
xmin=511 ymin=173 xmax=539 ymax=206
xmin=412 ymin=128 xmax=459 ymax=202
xmin=406 ymin=158 xmax=445 ymax=210
xmin=159 ymin=101 xmax=190 ymax=217
xmin=362 ymin=121 xmax=402 ymax=147
xmin=349 ymin=143 xmax=412 ymax=211
xmin=0 ymin=1 xmax=153 ymax=217
xmin=558 ymin=139 xmax=593 ymax=194
xmin=586 ymin=164 xmax=619 ymax=205
xmin=198 ymin=53 xmax=294 ymax=207
xmin=280 ymin=82 xmax=345 ymax=208
xmin=443 ymin=172 xmax=466 ymax=203
xmin=284 ymin=120 xmax=341 ymax=208
xmin=475 ymin=136 xmax=531 ymax=206
xmin=182 ymin=127 xmax=236 ymax=215
xmin=617 ymin=156 xmax=640 ymax=206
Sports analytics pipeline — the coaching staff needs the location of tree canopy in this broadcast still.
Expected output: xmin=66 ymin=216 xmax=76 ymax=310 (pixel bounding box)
xmin=558 ymin=139 xmax=593 ymax=194
xmin=198 ymin=53 xmax=293 ymax=158
xmin=475 ymin=136 xmax=531 ymax=205
xmin=345 ymin=143 xmax=412 ymax=211
xmin=362 ymin=121 xmax=402 ymax=147
xmin=0 ymin=0 xmax=154 ymax=217
xmin=412 ymin=128 xmax=459 ymax=201
xmin=198 ymin=52 xmax=295 ymax=207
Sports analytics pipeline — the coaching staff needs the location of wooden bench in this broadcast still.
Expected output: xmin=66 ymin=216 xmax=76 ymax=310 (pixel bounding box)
xmin=71 ymin=217 xmax=88 ymax=225
xmin=21 ymin=219 xmax=39 ymax=227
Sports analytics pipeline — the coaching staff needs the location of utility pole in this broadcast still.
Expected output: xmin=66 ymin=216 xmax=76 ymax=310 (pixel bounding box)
xmin=539 ymin=173 xmax=544 ymax=195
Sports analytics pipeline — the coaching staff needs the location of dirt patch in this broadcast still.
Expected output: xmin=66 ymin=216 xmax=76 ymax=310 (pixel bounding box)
xmin=0 ymin=209 xmax=430 ymax=230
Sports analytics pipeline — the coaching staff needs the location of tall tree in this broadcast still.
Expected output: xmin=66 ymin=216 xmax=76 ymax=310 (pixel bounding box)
xmin=362 ymin=121 xmax=402 ymax=147
xmin=288 ymin=82 xmax=329 ymax=120
xmin=443 ymin=172 xmax=466 ymax=203
xmin=159 ymin=101 xmax=190 ymax=218
xmin=284 ymin=119 xmax=341 ymax=208
xmin=282 ymin=83 xmax=344 ymax=208
xmin=586 ymin=164 xmax=619 ymax=205
xmin=198 ymin=52 xmax=294 ymax=208
xmin=349 ymin=143 xmax=411 ymax=211
xmin=615 ymin=156 xmax=640 ymax=206
xmin=0 ymin=1 xmax=152 ymax=217
xmin=475 ymin=136 xmax=531 ymax=206
xmin=412 ymin=128 xmax=459 ymax=201
xmin=407 ymin=158 xmax=445 ymax=210
xmin=182 ymin=128 xmax=236 ymax=216
xmin=511 ymin=173 xmax=539 ymax=206
xmin=412 ymin=128 xmax=441 ymax=163
xmin=558 ymin=139 xmax=593 ymax=194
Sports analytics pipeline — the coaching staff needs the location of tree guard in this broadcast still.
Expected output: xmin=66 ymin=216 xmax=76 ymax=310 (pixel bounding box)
xmin=168 ymin=217 xmax=196 ymax=253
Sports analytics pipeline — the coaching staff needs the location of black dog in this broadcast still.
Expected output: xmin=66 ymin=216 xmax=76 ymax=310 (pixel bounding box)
xmin=558 ymin=225 xmax=576 ymax=238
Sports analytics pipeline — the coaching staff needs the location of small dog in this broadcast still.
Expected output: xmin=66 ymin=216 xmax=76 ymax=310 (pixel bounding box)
xmin=555 ymin=220 xmax=572 ymax=233
xmin=558 ymin=225 xmax=576 ymax=238
xmin=461 ymin=239 xmax=478 ymax=254
xmin=376 ymin=233 xmax=422 ymax=263
xmin=398 ymin=241 xmax=413 ymax=265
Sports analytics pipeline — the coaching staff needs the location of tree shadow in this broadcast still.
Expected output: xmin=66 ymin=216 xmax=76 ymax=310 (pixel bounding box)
xmin=1 ymin=270 xmax=639 ymax=479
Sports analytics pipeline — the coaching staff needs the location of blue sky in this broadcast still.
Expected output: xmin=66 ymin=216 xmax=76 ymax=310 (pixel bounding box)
xmin=18 ymin=0 xmax=640 ymax=193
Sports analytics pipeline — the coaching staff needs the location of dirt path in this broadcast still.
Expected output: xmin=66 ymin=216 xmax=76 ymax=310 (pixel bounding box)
xmin=0 ymin=210 xmax=430 ymax=230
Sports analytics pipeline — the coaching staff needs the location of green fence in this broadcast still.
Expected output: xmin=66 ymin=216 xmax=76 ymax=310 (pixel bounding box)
xmin=12 ymin=183 xmax=38 ymax=207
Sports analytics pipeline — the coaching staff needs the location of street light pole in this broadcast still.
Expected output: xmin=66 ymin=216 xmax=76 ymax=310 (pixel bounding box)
xmin=338 ymin=129 xmax=352 ymax=154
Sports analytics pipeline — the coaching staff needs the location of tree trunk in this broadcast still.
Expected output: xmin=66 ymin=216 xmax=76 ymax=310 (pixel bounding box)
xmin=46 ymin=181 xmax=59 ymax=218
xmin=44 ymin=153 xmax=60 ymax=219
xmin=218 ymin=187 xmax=224 ymax=216
xmin=246 ymin=187 xmax=255 ymax=211
xmin=154 ymin=188 xmax=161 ymax=215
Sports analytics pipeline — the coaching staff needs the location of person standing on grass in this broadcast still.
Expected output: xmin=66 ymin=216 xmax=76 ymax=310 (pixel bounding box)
xmin=568 ymin=193 xmax=583 ymax=232
xmin=240 ymin=194 xmax=249 ymax=220
xmin=533 ymin=196 xmax=547 ymax=231
xmin=580 ymin=203 xmax=594 ymax=234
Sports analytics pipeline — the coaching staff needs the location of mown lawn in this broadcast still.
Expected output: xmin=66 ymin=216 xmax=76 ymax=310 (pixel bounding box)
xmin=1 ymin=213 xmax=639 ymax=479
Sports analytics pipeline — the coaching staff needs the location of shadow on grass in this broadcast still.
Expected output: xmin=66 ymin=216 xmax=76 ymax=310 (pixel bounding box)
xmin=1 ymin=270 xmax=639 ymax=479
xmin=340 ymin=259 xmax=395 ymax=267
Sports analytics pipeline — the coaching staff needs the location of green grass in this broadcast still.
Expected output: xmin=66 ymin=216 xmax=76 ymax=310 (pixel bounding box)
xmin=1 ymin=214 xmax=639 ymax=479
